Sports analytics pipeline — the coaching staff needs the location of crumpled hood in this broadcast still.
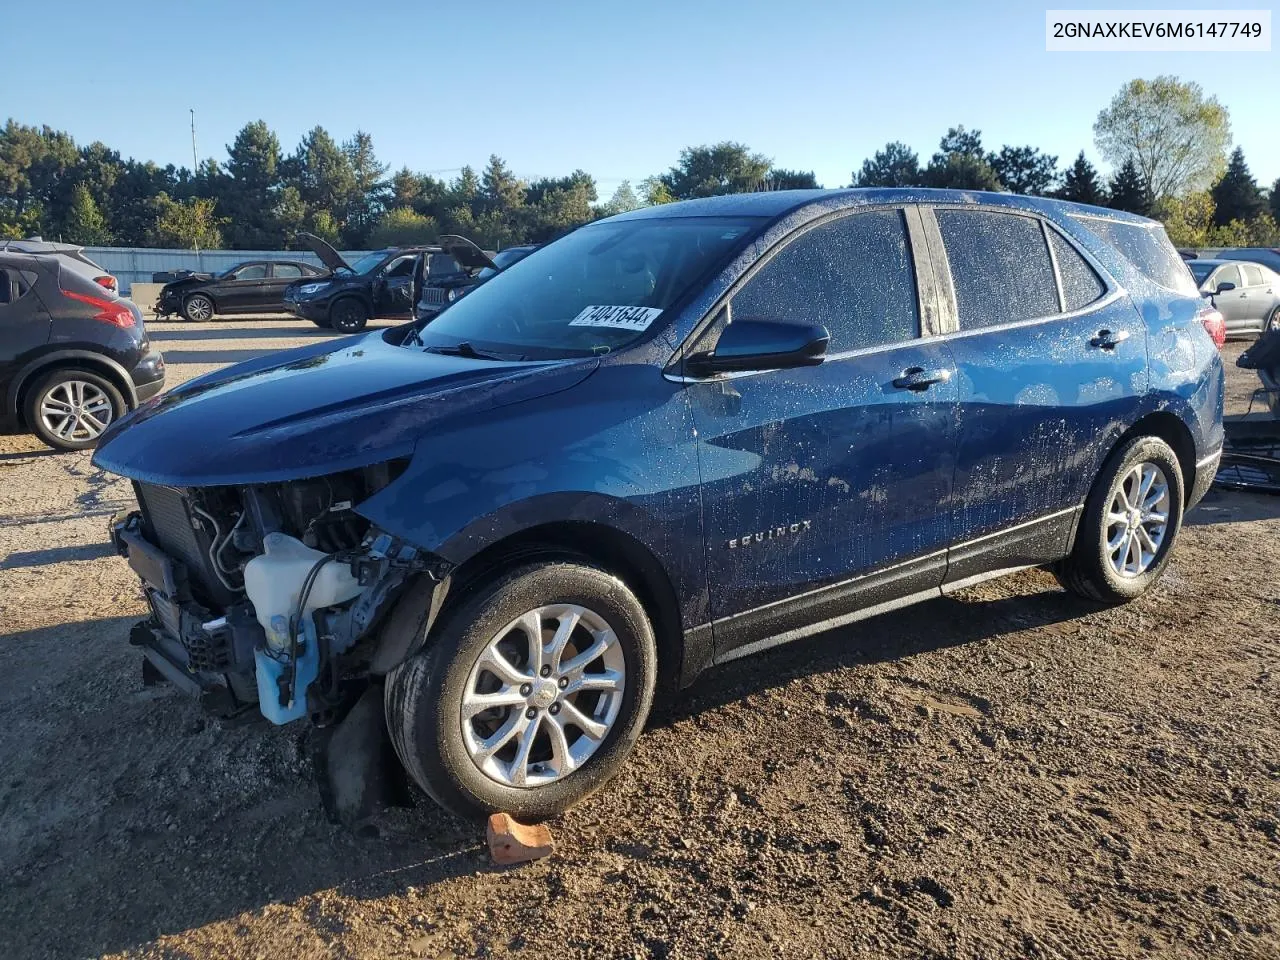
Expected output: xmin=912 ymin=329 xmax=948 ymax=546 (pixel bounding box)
xmin=92 ymin=332 xmax=598 ymax=487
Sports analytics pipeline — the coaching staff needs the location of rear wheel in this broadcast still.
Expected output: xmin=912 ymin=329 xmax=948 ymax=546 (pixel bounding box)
xmin=329 ymin=298 xmax=368 ymax=334
xmin=1267 ymin=306 xmax=1279 ymax=333
xmin=25 ymin=368 xmax=126 ymax=451
xmin=384 ymin=561 xmax=657 ymax=821
xmin=1055 ymin=435 xmax=1184 ymax=604
xmin=182 ymin=293 xmax=214 ymax=322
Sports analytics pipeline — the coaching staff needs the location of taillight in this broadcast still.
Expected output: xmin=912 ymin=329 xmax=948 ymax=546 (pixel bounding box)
xmin=94 ymin=275 xmax=118 ymax=293
xmin=63 ymin=288 xmax=136 ymax=328
xmin=1198 ymin=306 xmax=1226 ymax=348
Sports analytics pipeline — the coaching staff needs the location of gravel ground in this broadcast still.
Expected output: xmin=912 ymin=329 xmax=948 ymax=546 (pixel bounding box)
xmin=0 ymin=319 xmax=1277 ymax=960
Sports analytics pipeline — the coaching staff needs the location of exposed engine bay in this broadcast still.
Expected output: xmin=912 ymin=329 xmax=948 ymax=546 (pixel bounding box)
xmin=111 ymin=460 xmax=450 ymax=728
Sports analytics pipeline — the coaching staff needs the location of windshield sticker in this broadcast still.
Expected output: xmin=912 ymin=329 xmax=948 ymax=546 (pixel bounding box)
xmin=568 ymin=305 xmax=664 ymax=330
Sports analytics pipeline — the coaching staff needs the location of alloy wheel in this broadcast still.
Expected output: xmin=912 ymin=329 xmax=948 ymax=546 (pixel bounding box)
xmin=460 ymin=603 xmax=626 ymax=788
xmin=39 ymin=380 xmax=114 ymax=443
xmin=1105 ymin=461 xmax=1170 ymax=577
xmin=185 ymin=295 xmax=213 ymax=322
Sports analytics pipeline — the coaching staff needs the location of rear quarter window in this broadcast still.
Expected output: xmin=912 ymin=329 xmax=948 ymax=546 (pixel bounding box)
xmin=1071 ymin=216 xmax=1198 ymax=296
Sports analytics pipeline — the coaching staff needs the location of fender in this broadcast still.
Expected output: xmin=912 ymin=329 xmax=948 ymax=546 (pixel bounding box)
xmin=7 ymin=348 xmax=139 ymax=417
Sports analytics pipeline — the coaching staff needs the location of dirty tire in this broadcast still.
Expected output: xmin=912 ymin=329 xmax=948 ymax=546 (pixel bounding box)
xmin=24 ymin=367 xmax=126 ymax=451
xmin=181 ymin=292 xmax=214 ymax=322
xmin=1056 ymin=435 xmax=1185 ymax=604
xmin=329 ymin=298 xmax=368 ymax=334
xmin=384 ymin=562 xmax=657 ymax=822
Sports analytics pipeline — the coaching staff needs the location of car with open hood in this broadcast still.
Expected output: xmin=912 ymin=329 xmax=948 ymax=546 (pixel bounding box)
xmin=93 ymin=188 xmax=1223 ymax=824
xmin=155 ymin=259 xmax=326 ymax=321
xmin=282 ymin=234 xmax=440 ymax=333
xmin=414 ymin=236 xmax=539 ymax=320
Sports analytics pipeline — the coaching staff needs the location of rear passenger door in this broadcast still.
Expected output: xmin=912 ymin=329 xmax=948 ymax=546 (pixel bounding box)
xmin=688 ymin=207 xmax=960 ymax=655
xmin=924 ymin=206 xmax=1147 ymax=585
xmin=0 ymin=261 xmax=53 ymax=396
xmin=1237 ymin=264 xmax=1271 ymax=331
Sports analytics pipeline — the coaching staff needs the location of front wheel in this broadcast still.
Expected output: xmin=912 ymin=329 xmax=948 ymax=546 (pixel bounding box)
xmin=1056 ymin=435 xmax=1185 ymax=604
xmin=384 ymin=562 xmax=657 ymax=821
xmin=329 ymin=298 xmax=368 ymax=333
xmin=182 ymin=293 xmax=214 ymax=322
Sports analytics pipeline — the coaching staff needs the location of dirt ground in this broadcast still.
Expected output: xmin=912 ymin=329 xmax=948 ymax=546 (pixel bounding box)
xmin=1 ymin=320 xmax=1277 ymax=960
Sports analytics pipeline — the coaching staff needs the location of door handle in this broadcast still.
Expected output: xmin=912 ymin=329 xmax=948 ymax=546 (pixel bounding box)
xmin=892 ymin=367 xmax=952 ymax=391
xmin=1090 ymin=329 xmax=1131 ymax=350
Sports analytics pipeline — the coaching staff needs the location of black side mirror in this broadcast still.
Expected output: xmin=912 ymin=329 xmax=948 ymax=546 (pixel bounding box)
xmin=687 ymin=318 xmax=830 ymax=376
xmin=1215 ymin=281 xmax=1237 ymax=294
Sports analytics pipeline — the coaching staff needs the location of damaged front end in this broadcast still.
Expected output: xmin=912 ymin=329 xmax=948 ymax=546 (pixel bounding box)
xmin=112 ymin=460 xmax=451 ymax=726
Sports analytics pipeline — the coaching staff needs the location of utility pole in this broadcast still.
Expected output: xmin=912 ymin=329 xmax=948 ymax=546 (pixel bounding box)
xmin=190 ymin=108 xmax=203 ymax=269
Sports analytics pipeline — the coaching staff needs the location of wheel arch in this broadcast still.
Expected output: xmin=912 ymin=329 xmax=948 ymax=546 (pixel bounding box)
xmin=429 ymin=521 xmax=686 ymax=698
xmin=1115 ymin=410 xmax=1196 ymax=504
xmin=10 ymin=351 xmax=138 ymax=423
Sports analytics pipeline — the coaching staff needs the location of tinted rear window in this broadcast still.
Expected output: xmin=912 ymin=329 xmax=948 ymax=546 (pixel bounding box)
xmin=1072 ymin=216 xmax=1197 ymax=296
xmin=936 ymin=209 xmax=1059 ymax=329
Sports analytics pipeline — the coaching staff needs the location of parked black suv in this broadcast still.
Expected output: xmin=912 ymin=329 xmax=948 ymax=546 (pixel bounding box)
xmin=283 ymin=235 xmax=441 ymax=333
xmin=1 ymin=250 xmax=164 ymax=450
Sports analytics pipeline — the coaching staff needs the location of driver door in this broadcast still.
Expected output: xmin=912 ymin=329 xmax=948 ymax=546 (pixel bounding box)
xmin=686 ymin=207 xmax=959 ymax=657
xmin=374 ymin=255 xmax=417 ymax=317
xmin=215 ymin=262 xmax=270 ymax=311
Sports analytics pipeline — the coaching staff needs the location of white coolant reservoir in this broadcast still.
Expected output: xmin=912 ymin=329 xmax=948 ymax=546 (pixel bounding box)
xmin=242 ymin=533 xmax=363 ymax=651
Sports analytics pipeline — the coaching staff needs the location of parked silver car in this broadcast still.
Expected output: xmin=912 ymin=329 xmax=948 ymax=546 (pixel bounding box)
xmin=1188 ymin=258 xmax=1280 ymax=335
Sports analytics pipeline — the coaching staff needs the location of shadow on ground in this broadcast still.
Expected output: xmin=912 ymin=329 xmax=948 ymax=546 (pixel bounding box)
xmin=0 ymin=577 xmax=1100 ymax=958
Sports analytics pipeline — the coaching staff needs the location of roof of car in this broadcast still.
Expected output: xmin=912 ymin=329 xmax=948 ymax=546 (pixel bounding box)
xmin=604 ymin=188 xmax=1157 ymax=227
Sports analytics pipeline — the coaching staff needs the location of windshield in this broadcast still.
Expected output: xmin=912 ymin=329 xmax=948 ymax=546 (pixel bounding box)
xmin=1187 ymin=261 xmax=1216 ymax=283
xmin=347 ymin=251 xmax=392 ymax=275
xmin=418 ymin=217 xmax=761 ymax=358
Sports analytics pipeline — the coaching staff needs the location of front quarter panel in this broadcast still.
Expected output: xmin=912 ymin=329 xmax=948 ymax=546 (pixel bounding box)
xmin=354 ymin=357 xmax=709 ymax=631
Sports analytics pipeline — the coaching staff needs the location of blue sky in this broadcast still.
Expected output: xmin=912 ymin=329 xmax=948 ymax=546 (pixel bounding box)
xmin=4 ymin=0 xmax=1277 ymax=194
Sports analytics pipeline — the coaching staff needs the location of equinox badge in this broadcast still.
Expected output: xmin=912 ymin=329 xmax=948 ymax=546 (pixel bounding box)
xmin=728 ymin=520 xmax=812 ymax=549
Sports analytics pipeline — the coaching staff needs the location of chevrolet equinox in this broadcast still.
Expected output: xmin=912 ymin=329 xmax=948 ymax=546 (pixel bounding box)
xmin=93 ymin=189 xmax=1225 ymax=821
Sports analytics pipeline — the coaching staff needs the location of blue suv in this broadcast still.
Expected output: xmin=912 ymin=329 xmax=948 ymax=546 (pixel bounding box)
xmin=94 ymin=189 xmax=1224 ymax=821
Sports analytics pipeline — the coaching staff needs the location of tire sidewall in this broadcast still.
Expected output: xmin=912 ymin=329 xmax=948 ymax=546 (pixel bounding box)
xmin=1077 ymin=436 xmax=1185 ymax=601
xmin=330 ymin=298 xmax=368 ymax=333
xmin=25 ymin=368 xmax=126 ymax=451
xmin=387 ymin=562 xmax=657 ymax=821
xmin=183 ymin=293 xmax=214 ymax=322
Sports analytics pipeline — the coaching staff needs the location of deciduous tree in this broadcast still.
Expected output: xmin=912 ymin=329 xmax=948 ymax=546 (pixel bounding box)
xmin=1093 ymin=76 xmax=1230 ymax=200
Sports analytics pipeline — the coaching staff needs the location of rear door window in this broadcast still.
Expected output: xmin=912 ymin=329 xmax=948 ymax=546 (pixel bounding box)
xmin=1241 ymin=264 xmax=1265 ymax=287
xmin=273 ymin=263 xmax=304 ymax=279
xmin=1048 ymin=230 xmax=1106 ymax=311
xmin=730 ymin=208 xmax=919 ymax=351
xmin=1071 ymin=216 xmax=1198 ymax=295
xmin=935 ymin=209 xmax=1059 ymax=329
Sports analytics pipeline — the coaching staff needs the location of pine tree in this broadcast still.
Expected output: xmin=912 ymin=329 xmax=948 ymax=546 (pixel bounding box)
xmin=1210 ymin=147 xmax=1266 ymax=226
xmin=1107 ymin=158 xmax=1152 ymax=216
xmin=855 ymin=142 xmax=921 ymax=187
xmin=65 ymin=182 xmax=110 ymax=244
xmin=1058 ymin=152 xmax=1106 ymax=205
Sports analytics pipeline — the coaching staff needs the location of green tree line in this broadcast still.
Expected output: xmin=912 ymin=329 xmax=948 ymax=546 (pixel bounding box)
xmin=3 ymin=76 xmax=1275 ymax=252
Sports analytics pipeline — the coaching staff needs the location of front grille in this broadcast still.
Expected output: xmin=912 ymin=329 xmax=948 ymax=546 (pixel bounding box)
xmin=421 ymin=286 xmax=448 ymax=305
xmin=145 ymin=586 xmax=232 ymax=671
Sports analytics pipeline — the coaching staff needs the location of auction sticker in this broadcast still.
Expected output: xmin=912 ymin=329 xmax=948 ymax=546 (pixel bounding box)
xmin=568 ymin=305 xmax=664 ymax=330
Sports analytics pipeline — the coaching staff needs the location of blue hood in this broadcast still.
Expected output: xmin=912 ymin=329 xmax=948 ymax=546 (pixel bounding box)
xmin=92 ymin=331 xmax=598 ymax=486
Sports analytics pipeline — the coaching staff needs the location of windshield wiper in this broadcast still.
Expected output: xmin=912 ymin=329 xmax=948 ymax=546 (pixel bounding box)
xmin=423 ymin=341 xmax=519 ymax=361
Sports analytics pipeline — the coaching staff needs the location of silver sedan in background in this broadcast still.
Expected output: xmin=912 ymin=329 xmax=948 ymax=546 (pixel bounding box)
xmin=1188 ymin=258 xmax=1280 ymax=336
